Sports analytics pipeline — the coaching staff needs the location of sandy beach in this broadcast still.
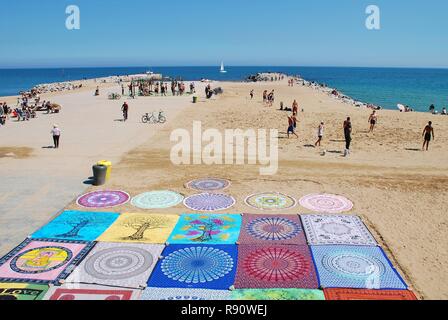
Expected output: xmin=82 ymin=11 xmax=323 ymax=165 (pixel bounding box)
xmin=1 ymin=77 xmax=447 ymax=300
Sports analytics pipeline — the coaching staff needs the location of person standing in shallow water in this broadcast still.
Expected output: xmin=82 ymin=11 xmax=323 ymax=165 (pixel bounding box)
xmin=51 ymin=125 xmax=61 ymax=149
xmin=422 ymin=121 xmax=435 ymax=151
xmin=343 ymin=117 xmax=352 ymax=156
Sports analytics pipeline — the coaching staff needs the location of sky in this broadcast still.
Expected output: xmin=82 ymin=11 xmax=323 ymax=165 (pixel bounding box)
xmin=0 ymin=0 xmax=447 ymax=68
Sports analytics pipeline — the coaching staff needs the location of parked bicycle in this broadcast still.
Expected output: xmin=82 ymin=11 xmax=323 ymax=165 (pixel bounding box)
xmin=108 ymin=93 xmax=122 ymax=100
xmin=142 ymin=111 xmax=166 ymax=124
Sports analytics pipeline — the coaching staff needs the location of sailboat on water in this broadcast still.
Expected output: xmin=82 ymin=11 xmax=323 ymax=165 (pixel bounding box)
xmin=220 ymin=61 xmax=227 ymax=73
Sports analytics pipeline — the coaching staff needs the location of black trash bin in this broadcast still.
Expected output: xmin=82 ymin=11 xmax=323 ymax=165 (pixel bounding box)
xmin=92 ymin=165 xmax=107 ymax=186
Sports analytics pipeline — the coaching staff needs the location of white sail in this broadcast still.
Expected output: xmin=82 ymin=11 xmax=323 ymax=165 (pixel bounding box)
xmin=220 ymin=61 xmax=227 ymax=73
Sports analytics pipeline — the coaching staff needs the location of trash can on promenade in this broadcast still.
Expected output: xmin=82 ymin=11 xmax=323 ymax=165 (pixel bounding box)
xmin=92 ymin=165 xmax=107 ymax=186
xmin=193 ymin=96 xmax=198 ymax=103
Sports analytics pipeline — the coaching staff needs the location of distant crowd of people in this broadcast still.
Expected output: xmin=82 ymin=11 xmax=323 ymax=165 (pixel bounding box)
xmin=0 ymin=95 xmax=60 ymax=127
xmin=120 ymin=81 xmax=196 ymax=98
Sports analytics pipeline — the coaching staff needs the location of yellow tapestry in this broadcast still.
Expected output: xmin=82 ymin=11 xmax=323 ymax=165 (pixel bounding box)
xmin=97 ymin=213 xmax=179 ymax=244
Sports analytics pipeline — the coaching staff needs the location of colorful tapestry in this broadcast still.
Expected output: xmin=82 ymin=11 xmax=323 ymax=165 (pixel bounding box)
xmin=98 ymin=213 xmax=179 ymax=244
xmin=44 ymin=284 xmax=141 ymax=300
xmin=0 ymin=239 xmax=93 ymax=285
xmin=167 ymin=214 xmax=242 ymax=245
xmin=245 ymin=193 xmax=297 ymax=211
xmin=231 ymin=289 xmax=325 ymax=301
xmin=234 ymin=245 xmax=319 ymax=289
xmin=184 ymin=193 xmax=235 ymax=212
xmin=238 ymin=214 xmax=306 ymax=245
xmin=148 ymin=245 xmax=237 ymax=290
xmin=301 ymin=215 xmax=377 ymax=246
xmin=131 ymin=191 xmax=184 ymax=209
xmin=299 ymin=194 xmax=353 ymax=213
xmin=141 ymin=288 xmax=231 ymax=300
xmin=311 ymin=245 xmax=408 ymax=290
xmin=0 ymin=283 xmax=49 ymax=300
xmin=31 ymin=211 xmax=119 ymax=242
xmin=324 ymin=288 xmax=417 ymax=300
xmin=65 ymin=242 xmax=164 ymax=289
xmin=77 ymin=190 xmax=130 ymax=209
xmin=186 ymin=178 xmax=231 ymax=192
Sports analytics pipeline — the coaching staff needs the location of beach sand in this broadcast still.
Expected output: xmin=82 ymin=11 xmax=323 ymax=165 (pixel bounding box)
xmin=1 ymin=78 xmax=447 ymax=299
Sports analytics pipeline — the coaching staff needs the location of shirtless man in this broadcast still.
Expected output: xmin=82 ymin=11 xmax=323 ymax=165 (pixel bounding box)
xmin=287 ymin=115 xmax=298 ymax=139
xmin=422 ymin=121 xmax=435 ymax=151
xmin=368 ymin=110 xmax=378 ymax=133
xmin=292 ymin=100 xmax=299 ymax=115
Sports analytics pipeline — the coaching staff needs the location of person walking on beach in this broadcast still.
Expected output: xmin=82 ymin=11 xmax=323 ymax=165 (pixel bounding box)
xmin=121 ymin=102 xmax=129 ymax=122
xmin=287 ymin=115 xmax=298 ymax=139
xmin=51 ymin=125 xmax=61 ymax=149
xmin=343 ymin=117 xmax=352 ymax=156
xmin=263 ymin=90 xmax=268 ymax=104
xmin=368 ymin=110 xmax=378 ymax=133
xmin=292 ymin=100 xmax=299 ymax=115
xmin=422 ymin=121 xmax=435 ymax=151
xmin=250 ymin=90 xmax=254 ymax=100
xmin=315 ymin=122 xmax=325 ymax=147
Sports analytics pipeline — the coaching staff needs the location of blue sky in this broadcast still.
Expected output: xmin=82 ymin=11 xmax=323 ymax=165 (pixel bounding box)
xmin=0 ymin=0 xmax=447 ymax=68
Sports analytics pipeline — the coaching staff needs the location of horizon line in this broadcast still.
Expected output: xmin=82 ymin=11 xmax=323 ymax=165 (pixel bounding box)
xmin=0 ymin=65 xmax=448 ymax=70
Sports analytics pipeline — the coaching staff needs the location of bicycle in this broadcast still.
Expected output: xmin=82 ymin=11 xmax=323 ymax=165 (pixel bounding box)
xmin=142 ymin=111 xmax=166 ymax=124
xmin=108 ymin=93 xmax=122 ymax=100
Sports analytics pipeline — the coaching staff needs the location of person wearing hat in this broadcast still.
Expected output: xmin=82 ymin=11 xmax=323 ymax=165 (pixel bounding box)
xmin=51 ymin=124 xmax=61 ymax=149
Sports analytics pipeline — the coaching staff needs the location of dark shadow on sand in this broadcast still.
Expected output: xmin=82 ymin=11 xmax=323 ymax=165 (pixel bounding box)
xmin=405 ymin=148 xmax=421 ymax=152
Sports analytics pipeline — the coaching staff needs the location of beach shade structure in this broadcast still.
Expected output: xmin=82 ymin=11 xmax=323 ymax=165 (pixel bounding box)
xmin=31 ymin=210 xmax=120 ymax=242
xmin=97 ymin=213 xmax=179 ymax=244
xmin=310 ymin=245 xmax=408 ymax=290
xmin=44 ymin=284 xmax=142 ymax=300
xmin=233 ymin=245 xmax=319 ymax=289
xmin=183 ymin=193 xmax=236 ymax=212
xmin=238 ymin=214 xmax=307 ymax=245
xmin=148 ymin=245 xmax=237 ymax=290
xmin=185 ymin=178 xmax=231 ymax=192
xmin=141 ymin=288 xmax=231 ymax=301
xmin=323 ymin=288 xmax=418 ymax=301
xmin=299 ymin=194 xmax=353 ymax=213
xmin=300 ymin=215 xmax=377 ymax=246
xmin=167 ymin=214 xmax=242 ymax=245
xmin=77 ymin=190 xmax=130 ymax=209
xmin=0 ymin=283 xmax=49 ymax=300
xmin=65 ymin=242 xmax=164 ymax=289
xmin=231 ymin=289 xmax=325 ymax=301
xmin=0 ymin=239 xmax=94 ymax=285
xmin=131 ymin=191 xmax=184 ymax=210
xmin=244 ymin=192 xmax=297 ymax=211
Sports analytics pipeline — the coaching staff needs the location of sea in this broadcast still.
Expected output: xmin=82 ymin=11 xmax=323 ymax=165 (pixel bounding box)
xmin=0 ymin=66 xmax=447 ymax=113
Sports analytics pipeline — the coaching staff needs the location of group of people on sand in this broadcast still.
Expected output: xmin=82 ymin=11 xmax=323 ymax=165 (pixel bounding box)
xmin=251 ymin=88 xmax=438 ymax=154
xmin=429 ymin=104 xmax=447 ymax=115
xmin=262 ymin=90 xmax=275 ymax=107
xmin=0 ymin=98 xmax=59 ymax=126
xmin=118 ymin=81 xmax=196 ymax=98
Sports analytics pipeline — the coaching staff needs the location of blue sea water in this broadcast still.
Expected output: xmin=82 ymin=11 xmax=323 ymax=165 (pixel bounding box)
xmin=0 ymin=66 xmax=447 ymax=112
